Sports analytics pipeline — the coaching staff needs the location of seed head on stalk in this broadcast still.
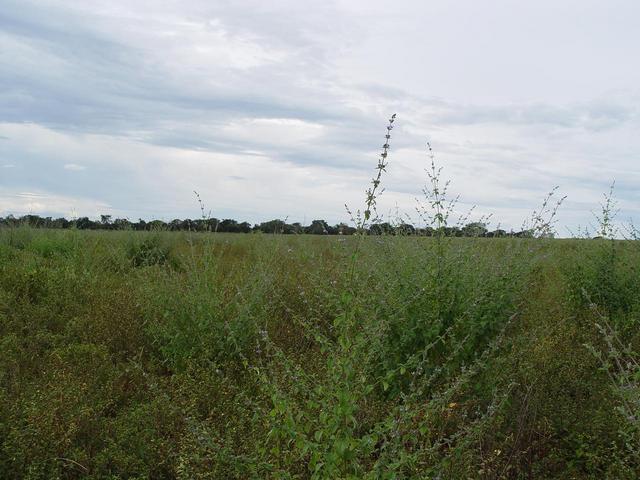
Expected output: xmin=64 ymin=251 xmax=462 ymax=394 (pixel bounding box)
xmin=346 ymin=114 xmax=396 ymax=233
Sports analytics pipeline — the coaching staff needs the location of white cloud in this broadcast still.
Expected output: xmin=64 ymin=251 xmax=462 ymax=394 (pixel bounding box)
xmin=1 ymin=0 xmax=640 ymax=233
xmin=0 ymin=189 xmax=112 ymax=218
xmin=63 ymin=163 xmax=86 ymax=171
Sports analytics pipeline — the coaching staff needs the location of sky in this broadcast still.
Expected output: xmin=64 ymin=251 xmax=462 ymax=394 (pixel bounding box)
xmin=1 ymin=0 xmax=639 ymax=234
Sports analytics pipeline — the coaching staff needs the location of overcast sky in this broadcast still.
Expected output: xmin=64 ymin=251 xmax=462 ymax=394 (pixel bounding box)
xmin=1 ymin=0 xmax=639 ymax=233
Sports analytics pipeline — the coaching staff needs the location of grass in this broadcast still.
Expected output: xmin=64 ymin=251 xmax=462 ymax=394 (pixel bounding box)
xmin=0 ymin=227 xmax=638 ymax=479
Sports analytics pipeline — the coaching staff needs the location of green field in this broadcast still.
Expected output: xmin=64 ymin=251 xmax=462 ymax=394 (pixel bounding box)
xmin=1 ymin=228 xmax=639 ymax=478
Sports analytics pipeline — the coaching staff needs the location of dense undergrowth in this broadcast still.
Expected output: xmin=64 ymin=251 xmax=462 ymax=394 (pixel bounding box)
xmin=0 ymin=226 xmax=639 ymax=479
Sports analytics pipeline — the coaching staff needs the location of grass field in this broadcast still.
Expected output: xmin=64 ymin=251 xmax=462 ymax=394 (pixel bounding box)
xmin=1 ymin=227 xmax=639 ymax=479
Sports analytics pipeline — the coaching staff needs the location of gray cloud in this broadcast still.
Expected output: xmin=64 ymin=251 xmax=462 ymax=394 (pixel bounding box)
xmin=1 ymin=0 xmax=639 ymax=232
xmin=425 ymin=99 xmax=637 ymax=131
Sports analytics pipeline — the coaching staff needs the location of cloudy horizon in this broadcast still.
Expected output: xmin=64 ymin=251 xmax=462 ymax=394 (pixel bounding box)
xmin=1 ymin=0 xmax=639 ymax=234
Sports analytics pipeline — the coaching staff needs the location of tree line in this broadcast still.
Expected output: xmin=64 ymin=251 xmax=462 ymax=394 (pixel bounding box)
xmin=0 ymin=214 xmax=543 ymax=237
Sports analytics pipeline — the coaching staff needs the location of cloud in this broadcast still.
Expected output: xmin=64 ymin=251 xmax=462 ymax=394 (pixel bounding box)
xmin=0 ymin=189 xmax=112 ymax=218
xmin=420 ymin=98 xmax=638 ymax=131
xmin=63 ymin=163 xmax=86 ymax=171
xmin=1 ymin=0 xmax=640 ymax=233
xmin=0 ymin=122 xmax=380 ymax=223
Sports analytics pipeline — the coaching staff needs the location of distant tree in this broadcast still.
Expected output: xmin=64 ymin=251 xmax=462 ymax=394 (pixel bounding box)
xmin=207 ymin=218 xmax=220 ymax=232
xmin=415 ymin=226 xmax=434 ymax=236
xmin=325 ymin=224 xmax=339 ymax=235
xmin=113 ymin=218 xmax=131 ymax=230
xmin=396 ymin=223 xmax=416 ymax=235
xmin=258 ymin=219 xmax=287 ymax=234
xmin=168 ymin=219 xmax=182 ymax=231
xmin=290 ymin=222 xmax=304 ymax=234
xmin=306 ymin=220 xmax=329 ymax=235
xmin=0 ymin=215 xmax=18 ymax=228
xmin=220 ymin=219 xmax=239 ymax=233
xmin=440 ymin=226 xmax=462 ymax=237
xmin=336 ymin=223 xmax=356 ymax=235
xmin=461 ymin=222 xmax=488 ymax=237
xmin=282 ymin=222 xmax=298 ymax=234
xmin=238 ymin=222 xmax=252 ymax=233
xmin=487 ymin=229 xmax=507 ymax=238
xmin=369 ymin=222 xmax=393 ymax=235
xmin=75 ymin=217 xmax=94 ymax=230
xmin=57 ymin=217 xmax=72 ymax=228
xmin=192 ymin=219 xmax=206 ymax=232
xmin=0 ymin=213 xmax=517 ymax=238
xmin=147 ymin=220 xmax=167 ymax=230
xmin=515 ymin=229 xmax=535 ymax=238
xmin=23 ymin=215 xmax=45 ymax=228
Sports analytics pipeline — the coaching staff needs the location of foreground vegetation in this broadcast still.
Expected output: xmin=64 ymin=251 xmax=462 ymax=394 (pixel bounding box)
xmin=3 ymin=116 xmax=639 ymax=478
xmin=1 ymin=226 xmax=639 ymax=479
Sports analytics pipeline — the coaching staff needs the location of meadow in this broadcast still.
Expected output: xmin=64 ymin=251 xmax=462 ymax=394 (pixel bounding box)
xmin=1 ymin=226 xmax=639 ymax=479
